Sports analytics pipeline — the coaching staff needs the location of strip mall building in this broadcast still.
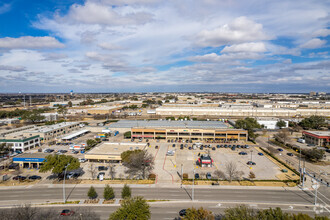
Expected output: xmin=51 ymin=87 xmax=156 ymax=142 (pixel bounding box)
xmin=108 ymin=120 xmax=248 ymax=142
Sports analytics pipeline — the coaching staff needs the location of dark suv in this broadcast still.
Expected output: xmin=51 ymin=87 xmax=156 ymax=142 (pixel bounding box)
xmin=98 ymin=166 xmax=108 ymax=171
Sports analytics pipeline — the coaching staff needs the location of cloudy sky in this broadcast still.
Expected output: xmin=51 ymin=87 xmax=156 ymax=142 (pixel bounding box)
xmin=0 ymin=0 xmax=329 ymax=93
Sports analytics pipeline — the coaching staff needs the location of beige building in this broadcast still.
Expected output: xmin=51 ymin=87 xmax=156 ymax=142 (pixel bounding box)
xmin=23 ymin=122 xmax=80 ymax=143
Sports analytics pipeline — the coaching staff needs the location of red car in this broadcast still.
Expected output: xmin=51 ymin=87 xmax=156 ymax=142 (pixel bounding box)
xmin=60 ymin=210 xmax=75 ymax=216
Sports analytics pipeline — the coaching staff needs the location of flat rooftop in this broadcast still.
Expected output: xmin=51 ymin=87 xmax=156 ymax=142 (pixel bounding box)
xmin=304 ymin=131 xmax=330 ymax=137
xmin=27 ymin=122 xmax=79 ymax=133
xmin=86 ymin=143 xmax=146 ymax=156
xmin=14 ymin=153 xmax=48 ymax=159
xmin=107 ymin=120 xmax=229 ymax=129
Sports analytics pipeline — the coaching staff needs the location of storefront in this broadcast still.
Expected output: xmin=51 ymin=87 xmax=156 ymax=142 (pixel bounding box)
xmin=13 ymin=153 xmax=46 ymax=169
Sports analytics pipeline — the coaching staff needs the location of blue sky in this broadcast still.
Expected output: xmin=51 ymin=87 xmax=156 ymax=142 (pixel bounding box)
xmin=0 ymin=0 xmax=329 ymax=93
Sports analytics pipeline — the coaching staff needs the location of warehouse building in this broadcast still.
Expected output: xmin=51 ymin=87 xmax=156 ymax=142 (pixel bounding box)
xmin=302 ymin=131 xmax=330 ymax=147
xmin=155 ymin=107 xmax=330 ymax=117
xmin=108 ymin=120 xmax=247 ymax=141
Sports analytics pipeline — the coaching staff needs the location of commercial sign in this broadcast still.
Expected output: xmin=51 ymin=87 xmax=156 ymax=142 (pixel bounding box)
xmin=13 ymin=158 xmax=45 ymax=163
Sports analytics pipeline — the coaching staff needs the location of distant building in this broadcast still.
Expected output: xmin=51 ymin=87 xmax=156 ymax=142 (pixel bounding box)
xmin=257 ymin=118 xmax=289 ymax=129
xmin=310 ymin=91 xmax=316 ymax=96
xmin=302 ymin=131 xmax=330 ymax=147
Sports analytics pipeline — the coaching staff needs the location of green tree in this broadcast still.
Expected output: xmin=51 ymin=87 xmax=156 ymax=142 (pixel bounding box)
xmin=88 ymin=186 xmax=98 ymax=199
xmin=39 ymin=155 xmax=80 ymax=176
xmin=257 ymin=207 xmax=290 ymax=219
xmin=121 ymin=184 xmax=131 ymax=199
xmin=21 ymin=110 xmax=45 ymax=123
xmin=67 ymin=101 xmax=73 ymax=107
xmin=124 ymin=131 xmax=132 ymax=139
xmin=235 ymin=117 xmax=261 ymax=141
xmin=299 ymin=116 xmax=327 ymax=129
xmin=87 ymin=139 xmax=97 ymax=148
xmin=109 ymin=196 xmax=150 ymax=220
xmin=302 ymin=148 xmax=325 ymax=162
xmin=223 ymin=205 xmax=257 ymax=220
xmin=104 ymin=184 xmax=115 ymax=200
xmin=121 ymin=150 xmax=143 ymax=163
xmin=182 ymin=207 xmax=214 ymax=220
xmin=276 ymin=120 xmax=286 ymax=129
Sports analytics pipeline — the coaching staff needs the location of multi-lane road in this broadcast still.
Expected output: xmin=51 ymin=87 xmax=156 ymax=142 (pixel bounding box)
xmin=0 ymin=185 xmax=328 ymax=219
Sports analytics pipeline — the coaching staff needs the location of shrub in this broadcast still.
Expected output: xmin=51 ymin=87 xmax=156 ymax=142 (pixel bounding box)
xmin=87 ymin=186 xmax=98 ymax=199
xmin=183 ymin=173 xmax=188 ymax=179
xmin=121 ymin=184 xmax=131 ymax=199
xmin=104 ymin=184 xmax=115 ymax=200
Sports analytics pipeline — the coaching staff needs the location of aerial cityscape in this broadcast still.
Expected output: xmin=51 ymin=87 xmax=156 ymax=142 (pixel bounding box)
xmin=0 ymin=0 xmax=329 ymax=220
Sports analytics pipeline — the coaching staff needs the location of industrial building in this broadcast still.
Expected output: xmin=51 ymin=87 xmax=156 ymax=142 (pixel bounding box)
xmin=155 ymin=107 xmax=330 ymax=117
xmin=257 ymin=118 xmax=289 ymax=129
xmin=108 ymin=120 xmax=248 ymax=141
xmin=302 ymin=131 xmax=330 ymax=147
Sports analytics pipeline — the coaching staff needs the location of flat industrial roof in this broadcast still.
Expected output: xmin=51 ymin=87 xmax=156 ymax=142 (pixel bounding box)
xmin=61 ymin=129 xmax=89 ymax=140
xmin=107 ymin=120 xmax=229 ymax=129
xmin=86 ymin=143 xmax=146 ymax=156
xmin=27 ymin=122 xmax=79 ymax=133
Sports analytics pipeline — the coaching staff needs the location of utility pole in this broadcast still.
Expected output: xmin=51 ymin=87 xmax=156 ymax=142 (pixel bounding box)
xmin=250 ymin=150 xmax=253 ymax=162
xmin=63 ymin=163 xmax=70 ymax=203
xmin=299 ymin=146 xmax=301 ymax=185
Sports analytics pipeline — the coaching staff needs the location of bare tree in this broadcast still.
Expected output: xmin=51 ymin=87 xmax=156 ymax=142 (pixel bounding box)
xmin=88 ymin=163 xmax=97 ymax=180
xmin=225 ymin=162 xmax=238 ymax=182
xmin=267 ymin=146 xmax=278 ymax=155
xmin=249 ymin=171 xmax=256 ymax=180
xmin=108 ymin=163 xmax=116 ymax=180
xmin=213 ymin=169 xmax=226 ymax=181
xmin=123 ymin=150 xmax=154 ymax=179
xmin=274 ymin=128 xmax=290 ymax=146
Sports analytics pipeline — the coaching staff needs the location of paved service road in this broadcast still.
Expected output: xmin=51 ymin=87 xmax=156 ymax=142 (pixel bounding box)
xmin=0 ymin=186 xmax=316 ymax=206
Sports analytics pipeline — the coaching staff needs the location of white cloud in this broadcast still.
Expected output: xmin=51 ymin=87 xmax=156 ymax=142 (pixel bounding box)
xmin=300 ymin=38 xmax=326 ymax=49
xmin=190 ymin=52 xmax=263 ymax=63
xmin=221 ymin=42 xmax=266 ymax=53
xmin=62 ymin=1 xmax=153 ymax=26
xmin=312 ymin=29 xmax=330 ymax=37
xmin=195 ymin=16 xmax=270 ymax=47
xmin=0 ymin=36 xmax=64 ymax=49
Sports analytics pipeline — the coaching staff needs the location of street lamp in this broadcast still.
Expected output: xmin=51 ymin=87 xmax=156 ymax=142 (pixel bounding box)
xmin=192 ymin=168 xmax=195 ymax=201
xmin=63 ymin=163 xmax=70 ymax=203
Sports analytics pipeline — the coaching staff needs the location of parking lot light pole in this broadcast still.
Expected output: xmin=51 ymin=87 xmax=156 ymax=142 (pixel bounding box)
xmin=192 ymin=168 xmax=195 ymax=201
xmin=63 ymin=163 xmax=70 ymax=203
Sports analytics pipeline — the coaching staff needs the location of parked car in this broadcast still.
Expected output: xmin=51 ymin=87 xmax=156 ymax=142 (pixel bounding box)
xmin=200 ymin=146 xmax=203 ymax=150
xmin=179 ymin=209 xmax=187 ymax=217
xmin=29 ymin=175 xmax=42 ymax=180
xmin=277 ymin=148 xmax=283 ymax=152
xmin=258 ymin=152 xmax=264 ymax=156
xmin=173 ymin=144 xmax=176 ymax=148
xmin=206 ymin=172 xmax=212 ymax=179
xmin=155 ymin=145 xmax=159 ymax=149
xmin=212 ymin=147 xmax=216 ymax=151
xmin=239 ymin=152 xmax=247 ymax=155
xmin=287 ymin=153 xmax=294 ymax=156
xmin=195 ymin=173 xmax=200 ymax=179
xmin=60 ymin=210 xmax=75 ymax=216
xmin=59 ymin=150 xmax=67 ymax=153
xmin=216 ymin=145 xmax=220 ymax=148
xmin=72 ymin=150 xmax=79 ymax=154
xmin=180 ymin=145 xmax=183 ymax=150
xmin=247 ymin=161 xmax=256 ymax=165
xmin=97 ymin=172 xmax=105 ymax=179
xmin=13 ymin=175 xmax=27 ymax=181
xmin=188 ymin=147 xmax=192 ymax=150
xmin=98 ymin=166 xmax=108 ymax=171
xmin=79 ymin=158 xmax=86 ymax=163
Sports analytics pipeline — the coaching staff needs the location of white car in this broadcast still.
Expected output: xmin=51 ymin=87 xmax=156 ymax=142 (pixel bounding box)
xmin=78 ymin=158 xmax=86 ymax=163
